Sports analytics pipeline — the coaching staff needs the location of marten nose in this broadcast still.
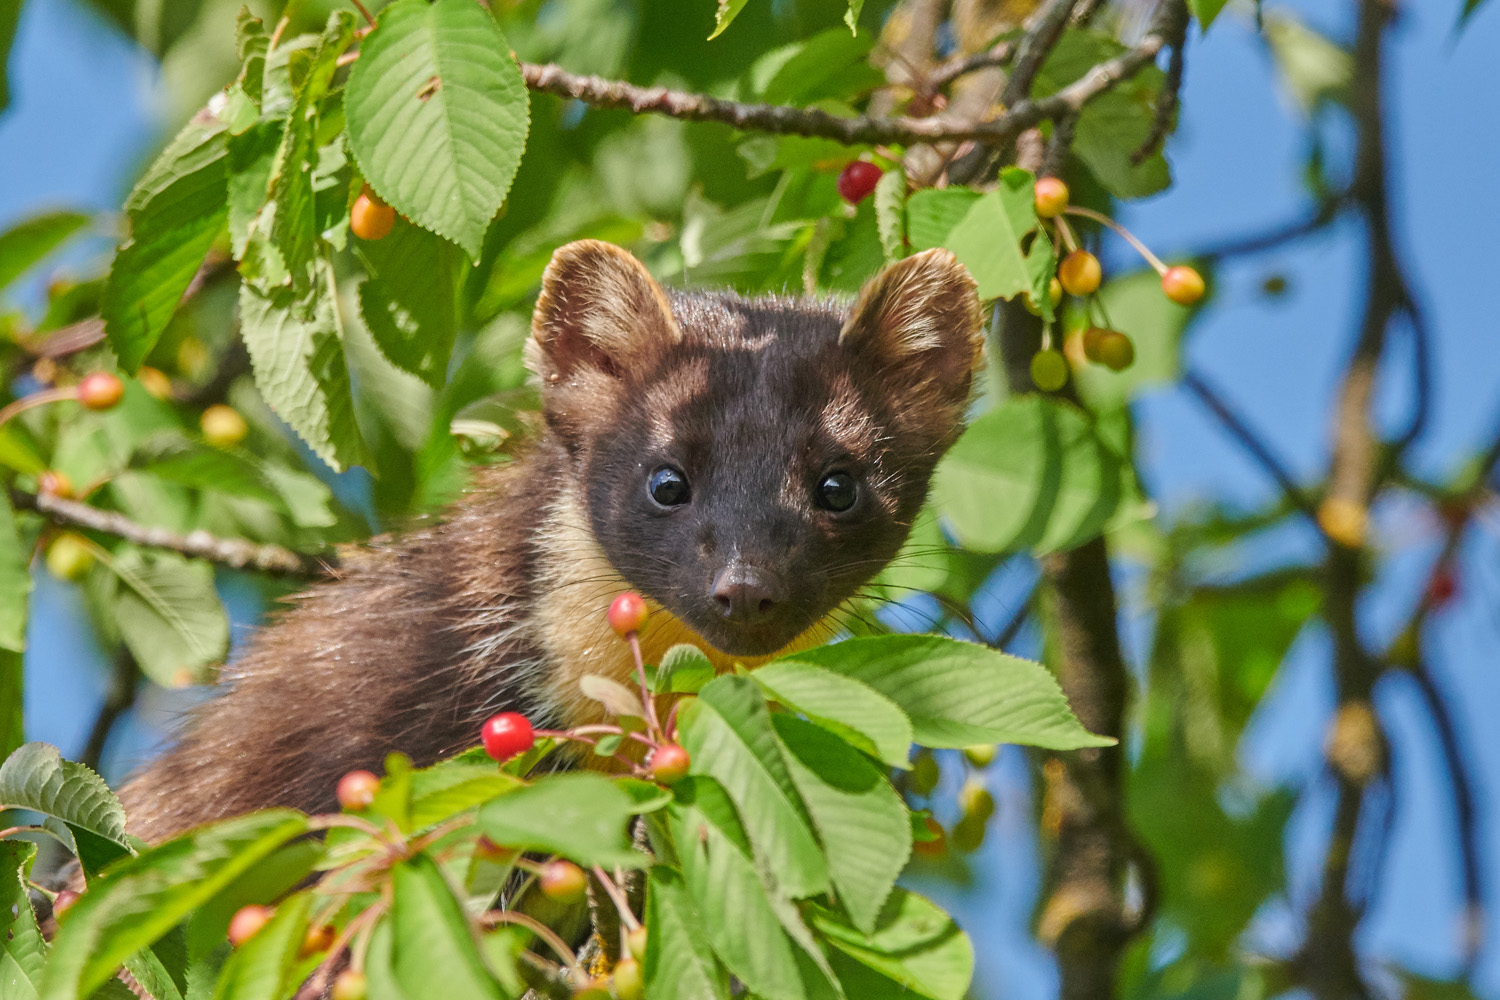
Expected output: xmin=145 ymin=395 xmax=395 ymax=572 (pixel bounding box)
xmin=711 ymin=565 xmax=786 ymax=623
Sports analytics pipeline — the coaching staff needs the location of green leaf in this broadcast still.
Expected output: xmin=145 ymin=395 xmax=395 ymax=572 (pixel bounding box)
xmin=0 ymin=0 xmax=21 ymax=114
xmin=0 ymin=743 xmax=131 ymax=876
xmin=100 ymin=548 xmax=229 ymax=687
xmin=0 ymin=211 xmax=91 ymax=295
xmin=124 ymin=941 xmax=187 ymax=1000
xmin=0 ymin=494 xmax=29 ymax=759
xmin=1033 ymin=31 xmax=1171 ymax=198
xmin=1263 ymin=14 xmax=1353 ymax=115
xmin=773 ymin=716 xmax=909 ymax=935
xmin=749 ymin=662 xmax=911 ymax=768
xmin=133 ymin=441 xmax=286 ymax=509
xmin=356 ymin=219 xmax=465 ymax=387
xmin=238 ymin=259 xmax=367 ymax=471
xmin=345 ymin=0 xmax=530 ymax=256
xmin=905 ymin=189 xmax=981 ymax=254
xmin=666 ymin=789 xmax=807 ymax=1000
xmin=1187 ymin=0 xmax=1231 ymax=28
xmin=873 ymin=168 xmax=906 ymax=262
xmin=476 ymin=772 xmax=663 ymax=868
xmin=933 ymin=395 xmax=1134 ymax=554
xmin=1025 ymin=231 xmax=1058 ymax=323
xmin=644 ymin=867 xmax=731 ymax=1000
xmin=845 ymin=0 xmax=865 ymax=33
xmin=708 ymin=0 xmax=752 ymax=39
xmin=1460 ymin=0 xmax=1491 ymax=27
xmin=652 ymin=643 xmax=715 ymax=694
xmin=0 ymin=840 xmax=46 ymax=1000
xmin=679 ymin=675 xmax=829 ymax=898
xmin=808 ymin=890 xmax=972 ymax=1000
xmin=1069 ymin=266 xmax=1199 ymax=410
xmin=103 ymin=112 xmax=229 ymax=372
xmin=938 ymin=170 xmax=1037 ymax=300
xmin=40 ymin=811 xmax=309 ymax=1000
xmin=778 ymin=635 xmax=1113 ymax=750
xmin=209 ymin=893 xmax=313 ymax=1000
xmin=409 ymin=760 xmax=522 ymax=830
xmin=390 ymin=855 xmax=506 ymax=1000
xmin=226 ymin=122 xmax=281 ymax=262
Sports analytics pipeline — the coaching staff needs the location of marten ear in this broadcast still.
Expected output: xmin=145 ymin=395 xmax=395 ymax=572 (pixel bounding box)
xmin=840 ymin=249 xmax=983 ymax=415
xmin=527 ymin=240 xmax=682 ymax=383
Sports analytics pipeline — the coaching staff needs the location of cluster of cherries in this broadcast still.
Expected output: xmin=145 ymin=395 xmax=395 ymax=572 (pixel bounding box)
xmin=203 ymin=592 xmax=677 ymax=1000
xmin=834 ymin=160 xmax=1208 ymax=395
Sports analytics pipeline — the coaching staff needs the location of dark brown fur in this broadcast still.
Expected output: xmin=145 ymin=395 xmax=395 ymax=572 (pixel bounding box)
xmin=122 ymin=241 xmax=981 ymax=843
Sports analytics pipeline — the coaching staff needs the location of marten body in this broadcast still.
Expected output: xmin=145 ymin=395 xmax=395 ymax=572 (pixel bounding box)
xmin=121 ymin=241 xmax=982 ymax=843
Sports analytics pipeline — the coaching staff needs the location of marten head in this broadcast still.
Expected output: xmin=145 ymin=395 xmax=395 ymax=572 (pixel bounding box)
xmin=526 ymin=240 xmax=982 ymax=657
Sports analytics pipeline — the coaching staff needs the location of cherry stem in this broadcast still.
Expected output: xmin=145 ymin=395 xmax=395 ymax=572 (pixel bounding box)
xmin=308 ymin=813 xmax=386 ymax=839
xmin=627 ymin=631 xmax=664 ymax=739
xmin=483 ymin=910 xmax=586 ymax=981
xmin=1064 ymin=205 xmax=1168 ymax=274
xmin=662 ymin=699 xmax=683 ymax=743
xmin=591 ymin=864 xmax=642 ymax=932
xmin=303 ymin=902 xmax=384 ymax=998
xmin=348 ymin=0 xmax=375 ymax=25
xmin=1053 ymin=215 xmax=1080 ymax=254
xmin=0 ymin=387 xmax=78 ymax=430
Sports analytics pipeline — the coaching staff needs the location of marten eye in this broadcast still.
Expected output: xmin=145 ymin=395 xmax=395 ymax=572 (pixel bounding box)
xmin=815 ymin=472 xmax=857 ymax=512
xmin=648 ymin=466 xmax=691 ymax=507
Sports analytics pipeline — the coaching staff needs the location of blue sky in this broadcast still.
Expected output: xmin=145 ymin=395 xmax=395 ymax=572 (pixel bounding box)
xmin=4 ymin=0 xmax=1499 ymax=996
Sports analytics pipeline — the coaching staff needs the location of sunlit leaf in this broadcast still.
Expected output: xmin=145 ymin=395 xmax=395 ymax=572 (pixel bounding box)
xmin=0 ymin=743 xmax=131 ymax=876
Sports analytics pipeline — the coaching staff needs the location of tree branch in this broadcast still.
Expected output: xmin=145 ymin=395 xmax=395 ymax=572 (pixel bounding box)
xmin=1181 ymin=368 xmax=1318 ymax=522
xmin=13 ymin=490 xmax=330 ymax=578
xmin=517 ymin=29 xmax=1165 ymax=149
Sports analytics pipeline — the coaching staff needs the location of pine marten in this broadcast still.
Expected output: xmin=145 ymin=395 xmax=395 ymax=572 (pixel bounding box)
xmin=120 ymin=239 xmax=982 ymax=842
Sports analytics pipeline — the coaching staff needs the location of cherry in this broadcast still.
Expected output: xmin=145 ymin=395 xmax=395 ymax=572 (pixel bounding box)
xmin=1093 ymin=330 xmax=1135 ymax=372
xmin=351 ymin=186 xmax=395 ymax=241
xmin=613 ymin=958 xmax=645 ymax=1000
xmin=1318 ymin=497 xmax=1367 ymax=549
xmin=299 ymin=923 xmax=336 ymax=958
xmin=1033 ymin=177 xmax=1069 ymax=218
xmin=1081 ymin=326 xmax=1108 ymax=362
xmin=913 ymin=816 xmax=946 ymax=857
xmin=481 ymin=712 xmax=535 ymax=761
xmin=1030 ymin=350 xmax=1068 ymax=392
xmin=649 ymin=743 xmax=691 ymax=785
xmin=46 ymin=533 xmax=94 ymax=582
xmin=963 ymin=744 xmax=997 ymax=768
xmin=539 ymin=860 xmax=588 ymax=904
xmin=37 ymin=470 xmax=73 ymax=499
xmin=1426 ymin=566 xmax=1457 ymax=608
xmin=627 ymin=926 xmax=648 ymax=962
xmin=332 ymin=970 xmax=368 ymax=1000
xmin=227 ymin=904 xmax=273 ymax=946
xmin=1161 ymin=265 xmax=1206 ymax=305
xmin=1058 ymin=250 xmax=1102 ymax=296
xmin=959 ymin=779 xmax=995 ymax=822
xmin=608 ymin=591 xmax=648 ymax=637
xmin=137 ymin=366 xmax=173 ymax=401
xmin=201 ymin=404 xmax=248 ymax=448
xmin=336 ymin=769 xmax=380 ymax=810
xmin=53 ymin=889 xmax=81 ymax=917
xmin=837 ymin=161 xmax=883 ymax=205
xmin=77 ymin=372 xmax=124 ymax=411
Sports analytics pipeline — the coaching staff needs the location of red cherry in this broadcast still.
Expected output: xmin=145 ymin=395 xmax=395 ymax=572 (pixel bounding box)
xmin=336 ymin=769 xmax=380 ymax=810
xmin=539 ymin=860 xmax=588 ymax=903
xmin=77 ymin=372 xmax=124 ymax=411
xmin=1161 ymin=265 xmax=1206 ymax=305
xmin=227 ymin=904 xmax=273 ymax=946
xmin=1033 ymin=177 xmax=1069 ymax=218
xmin=608 ymin=591 xmax=648 ymax=637
xmin=53 ymin=889 xmax=81 ymax=917
xmin=649 ymin=743 xmax=691 ymax=785
xmin=1426 ymin=566 xmax=1457 ymax=608
xmin=481 ymin=712 xmax=535 ymax=761
xmin=837 ymin=161 xmax=884 ymax=205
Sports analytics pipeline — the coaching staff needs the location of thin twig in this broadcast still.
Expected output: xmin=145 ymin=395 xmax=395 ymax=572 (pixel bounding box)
xmin=1131 ymin=7 xmax=1188 ymax=164
xmin=927 ymin=39 xmax=1018 ymax=91
xmin=1180 ymin=369 xmax=1318 ymax=522
xmin=79 ymin=650 xmax=140 ymax=772
xmin=12 ymin=489 xmax=331 ymax=577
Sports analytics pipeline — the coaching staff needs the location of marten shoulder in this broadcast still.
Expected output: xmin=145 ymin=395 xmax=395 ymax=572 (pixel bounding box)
xmin=121 ymin=240 xmax=981 ymax=843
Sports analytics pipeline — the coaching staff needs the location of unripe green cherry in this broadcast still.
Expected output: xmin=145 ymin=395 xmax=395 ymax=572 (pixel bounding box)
xmin=1030 ymin=350 xmax=1068 ymax=392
